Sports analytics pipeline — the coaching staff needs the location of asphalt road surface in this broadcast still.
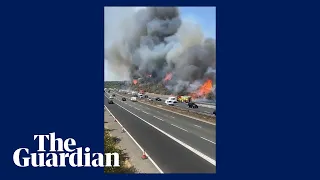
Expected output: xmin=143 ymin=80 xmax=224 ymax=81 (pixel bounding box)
xmin=164 ymin=101 xmax=214 ymax=115
xmin=122 ymin=92 xmax=214 ymax=115
xmin=105 ymin=93 xmax=216 ymax=173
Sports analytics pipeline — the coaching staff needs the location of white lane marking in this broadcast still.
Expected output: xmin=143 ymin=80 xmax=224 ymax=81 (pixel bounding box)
xmin=171 ymin=124 xmax=188 ymax=132
xmin=135 ymin=107 xmax=140 ymax=110
xmin=115 ymin=103 xmax=216 ymax=166
xmin=153 ymin=116 xmax=164 ymax=121
xmin=200 ymin=137 xmax=216 ymax=144
xmin=145 ymin=107 xmax=150 ymax=109
xmin=104 ymin=105 xmax=163 ymax=173
xmin=170 ymin=116 xmax=175 ymax=118
xmin=142 ymin=111 xmax=149 ymax=115
xmin=113 ymin=93 xmax=216 ymax=126
xmin=194 ymin=125 xmax=202 ymax=128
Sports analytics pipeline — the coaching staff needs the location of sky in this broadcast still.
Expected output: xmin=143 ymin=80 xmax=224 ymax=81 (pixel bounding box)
xmin=179 ymin=7 xmax=216 ymax=39
xmin=104 ymin=7 xmax=216 ymax=81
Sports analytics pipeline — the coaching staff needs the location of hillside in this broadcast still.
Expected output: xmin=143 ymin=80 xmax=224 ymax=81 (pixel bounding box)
xmin=104 ymin=81 xmax=215 ymax=100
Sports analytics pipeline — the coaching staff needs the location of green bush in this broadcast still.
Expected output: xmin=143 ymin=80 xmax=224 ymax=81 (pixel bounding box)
xmin=104 ymin=130 xmax=137 ymax=173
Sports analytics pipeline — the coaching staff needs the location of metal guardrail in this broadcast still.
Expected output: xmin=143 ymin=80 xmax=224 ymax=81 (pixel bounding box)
xmin=143 ymin=92 xmax=215 ymax=108
xmin=145 ymin=99 xmax=215 ymax=117
xmin=113 ymin=92 xmax=216 ymax=122
xmin=196 ymin=102 xmax=216 ymax=106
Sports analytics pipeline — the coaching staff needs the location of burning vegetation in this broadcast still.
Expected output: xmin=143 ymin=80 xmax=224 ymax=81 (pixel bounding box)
xmin=133 ymin=79 xmax=138 ymax=85
xmin=163 ymin=73 xmax=173 ymax=83
xmin=190 ymin=79 xmax=213 ymax=99
xmin=105 ymin=7 xmax=216 ymax=100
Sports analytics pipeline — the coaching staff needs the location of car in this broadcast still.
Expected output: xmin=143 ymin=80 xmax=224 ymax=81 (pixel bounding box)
xmin=130 ymin=97 xmax=137 ymax=102
xmin=188 ymin=102 xmax=198 ymax=108
xmin=213 ymin=109 xmax=216 ymax=116
xmin=148 ymin=98 xmax=153 ymax=101
xmin=145 ymin=95 xmax=148 ymax=98
xmin=109 ymin=96 xmax=114 ymax=99
xmin=165 ymin=100 xmax=174 ymax=106
xmin=108 ymin=100 xmax=114 ymax=104
xmin=122 ymin=97 xmax=126 ymax=101
xmin=155 ymin=97 xmax=161 ymax=101
xmin=168 ymin=96 xmax=178 ymax=103
xmin=112 ymin=94 xmax=115 ymax=97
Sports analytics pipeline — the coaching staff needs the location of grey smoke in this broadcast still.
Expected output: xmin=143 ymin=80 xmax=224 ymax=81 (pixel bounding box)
xmin=105 ymin=7 xmax=216 ymax=93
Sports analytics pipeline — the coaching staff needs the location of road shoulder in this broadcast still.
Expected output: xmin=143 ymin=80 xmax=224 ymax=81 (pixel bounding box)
xmin=104 ymin=107 xmax=161 ymax=173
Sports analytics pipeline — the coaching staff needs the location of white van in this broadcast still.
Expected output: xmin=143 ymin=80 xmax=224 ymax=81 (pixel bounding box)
xmin=168 ymin=96 xmax=177 ymax=103
xmin=130 ymin=97 xmax=137 ymax=102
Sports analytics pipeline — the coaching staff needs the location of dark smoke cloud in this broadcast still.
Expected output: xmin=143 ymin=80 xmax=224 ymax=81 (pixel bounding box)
xmin=105 ymin=7 xmax=216 ymax=93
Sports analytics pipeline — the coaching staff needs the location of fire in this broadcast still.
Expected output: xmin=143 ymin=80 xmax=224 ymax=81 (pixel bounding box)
xmin=133 ymin=79 xmax=138 ymax=85
xmin=163 ymin=73 xmax=172 ymax=82
xmin=190 ymin=79 xmax=213 ymax=98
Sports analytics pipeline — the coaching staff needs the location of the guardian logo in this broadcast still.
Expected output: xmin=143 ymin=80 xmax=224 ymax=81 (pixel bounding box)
xmin=13 ymin=132 xmax=120 ymax=167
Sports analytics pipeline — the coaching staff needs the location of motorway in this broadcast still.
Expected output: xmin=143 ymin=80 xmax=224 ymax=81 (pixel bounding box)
xmin=164 ymin=101 xmax=214 ymax=115
xmin=104 ymin=92 xmax=216 ymax=173
xmin=145 ymin=94 xmax=215 ymax=115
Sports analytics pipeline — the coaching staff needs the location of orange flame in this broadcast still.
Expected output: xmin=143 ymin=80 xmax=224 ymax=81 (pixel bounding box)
xmin=190 ymin=79 xmax=213 ymax=99
xmin=163 ymin=73 xmax=172 ymax=82
xmin=133 ymin=79 xmax=138 ymax=85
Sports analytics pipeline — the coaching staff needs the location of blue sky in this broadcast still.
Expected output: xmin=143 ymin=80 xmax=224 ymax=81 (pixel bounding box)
xmin=179 ymin=7 xmax=216 ymax=39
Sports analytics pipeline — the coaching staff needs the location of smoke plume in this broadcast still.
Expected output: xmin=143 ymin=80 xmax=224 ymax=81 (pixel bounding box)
xmin=104 ymin=7 xmax=216 ymax=94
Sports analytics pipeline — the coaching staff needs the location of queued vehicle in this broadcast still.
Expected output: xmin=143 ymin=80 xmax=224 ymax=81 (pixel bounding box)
xmin=112 ymin=94 xmax=115 ymax=97
xmin=138 ymin=93 xmax=144 ymax=98
xmin=213 ymin=109 xmax=216 ymax=116
xmin=168 ymin=96 xmax=178 ymax=103
xmin=148 ymin=98 xmax=153 ymax=101
xmin=165 ymin=100 xmax=174 ymax=106
xmin=177 ymin=95 xmax=192 ymax=103
xmin=130 ymin=97 xmax=137 ymax=102
xmin=155 ymin=97 xmax=161 ymax=101
xmin=108 ymin=100 xmax=114 ymax=104
xmin=188 ymin=102 xmax=198 ymax=108
xmin=122 ymin=97 xmax=126 ymax=101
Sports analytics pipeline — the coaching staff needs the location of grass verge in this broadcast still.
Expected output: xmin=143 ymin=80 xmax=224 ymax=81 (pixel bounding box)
xmin=104 ymin=129 xmax=137 ymax=173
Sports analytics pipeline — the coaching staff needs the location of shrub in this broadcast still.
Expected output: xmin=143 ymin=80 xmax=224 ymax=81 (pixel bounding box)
xmin=104 ymin=130 xmax=137 ymax=173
